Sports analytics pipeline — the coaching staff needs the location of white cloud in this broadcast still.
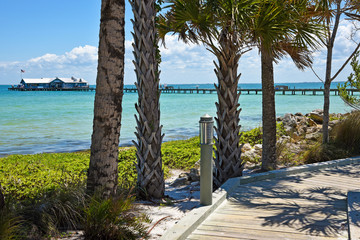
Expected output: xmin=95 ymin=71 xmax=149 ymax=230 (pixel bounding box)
xmin=0 ymin=45 xmax=98 ymax=84
xmin=1 ymin=20 xmax=360 ymax=86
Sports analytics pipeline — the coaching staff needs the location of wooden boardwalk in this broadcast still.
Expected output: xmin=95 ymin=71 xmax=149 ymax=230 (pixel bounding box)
xmin=188 ymin=164 xmax=360 ymax=240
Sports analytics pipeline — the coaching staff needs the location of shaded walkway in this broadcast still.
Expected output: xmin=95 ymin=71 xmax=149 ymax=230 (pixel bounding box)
xmin=188 ymin=164 xmax=360 ymax=239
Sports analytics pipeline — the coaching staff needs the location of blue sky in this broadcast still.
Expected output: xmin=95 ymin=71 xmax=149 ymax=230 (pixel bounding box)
xmin=0 ymin=0 xmax=358 ymax=85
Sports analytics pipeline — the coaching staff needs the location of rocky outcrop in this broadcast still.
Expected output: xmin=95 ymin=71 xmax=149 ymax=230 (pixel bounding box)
xmin=240 ymin=110 xmax=346 ymax=166
xmin=281 ymin=112 xmax=323 ymax=138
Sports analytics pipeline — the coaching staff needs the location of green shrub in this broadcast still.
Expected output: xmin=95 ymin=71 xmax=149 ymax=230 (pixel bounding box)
xmin=239 ymin=123 xmax=287 ymax=146
xmin=0 ymin=152 xmax=89 ymax=200
xmin=162 ymin=137 xmax=200 ymax=170
xmin=83 ymin=191 xmax=149 ymax=240
xmin=240 ymin=127 xmax=262 ymax=146
xmin=118 ymin=148 xmax=137 ymax=188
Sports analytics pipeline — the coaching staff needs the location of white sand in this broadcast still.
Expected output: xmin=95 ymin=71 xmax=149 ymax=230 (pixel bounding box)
xmin=137 ymin=169 xmax=201 ymax=239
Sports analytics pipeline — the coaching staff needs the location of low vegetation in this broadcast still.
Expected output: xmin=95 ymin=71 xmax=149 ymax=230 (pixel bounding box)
xmin=0 ymin=137 xmax=201 ymax=239
xmin=83 ymin=191 xmax=150 ymax=240
xmin=1 ymin=113 xmax=359 ymax=239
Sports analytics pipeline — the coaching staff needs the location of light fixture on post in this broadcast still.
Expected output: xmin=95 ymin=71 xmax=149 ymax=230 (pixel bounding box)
xmin=199 ymin=114 xmax=214 ymax=206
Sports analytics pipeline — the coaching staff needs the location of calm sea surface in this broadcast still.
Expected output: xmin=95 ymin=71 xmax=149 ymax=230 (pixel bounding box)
xmin=0 ymin=82 xmax=353 ymax=156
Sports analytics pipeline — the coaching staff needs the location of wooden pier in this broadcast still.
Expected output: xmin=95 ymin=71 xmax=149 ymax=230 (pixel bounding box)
xmin=124 ymin=88 xmax=360 ymax=95
xmin=9 ymin=86 xmax=360 ymax=95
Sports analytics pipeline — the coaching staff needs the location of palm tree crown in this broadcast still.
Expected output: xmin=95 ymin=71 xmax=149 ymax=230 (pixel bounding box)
xmin=159 ymin=0 xmax=256 ymax=188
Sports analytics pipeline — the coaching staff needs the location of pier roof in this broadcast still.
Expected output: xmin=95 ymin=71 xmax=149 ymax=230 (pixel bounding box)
xmin=21 ymin=77 xmax=87 ymax=84
xmin=22 ymin=78 xmax=53 ymax=84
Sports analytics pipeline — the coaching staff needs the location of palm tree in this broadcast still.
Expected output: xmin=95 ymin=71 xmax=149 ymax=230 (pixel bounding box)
xmin=159 ymin=0 xmax=254 ymax=188
xmin=87 ymin=0 xmax=125 ymax=198
xmin=130 ymin=0 xmax=165 ymax=198
xmin=249 ymin=0 xmax=321 ymax=171
xmin=312 ymin=0 xmax=360 ymax=143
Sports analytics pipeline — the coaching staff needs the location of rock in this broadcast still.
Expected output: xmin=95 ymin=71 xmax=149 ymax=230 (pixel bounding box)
xmin=296 ymin=116 xmax=305 ymax=122
xmin=276 ymin=116 xmax=283 ymax=121
xmin=242 ymin=143 xmax=252 ymax=152
xmin=190 ymin=181 xmax=199 ymax=186
xmin=329 ymin=120 xmax=340 ymax=127
xmin=306 ymin=126 xmax=318 ymax=134
xmin=305 ymin=132 xmax=321 ymax=141
xmin=189 ymin=168 xmax=200 ymax=182
xmin=295 ymin=112 xmax=303 ymax=116
xmin=283 ymin=113 xmax=297 ymax=128
xmin=179 ymin=173 xmax=189 ymax=179
xmin=194 ymin=159 xmax=200 ymax=169
xmin=297 ymin=127 xmax=305 ymax=136
xmin=254 ymin=144 xmax=262 ymax=152
xmin=170 ymin=177 xmax=187 ymax=187
xmin=278 ymin=136 xmax=290 ymax=144
xmin=296 ymin=119 xmax=307 ymax=134
xmin=309 ymin=109 xmax=324 ymax=124
xmin=288 ymin=143 xmax=302 ymax=154
xmin=242 ymin=149 xmax=261 ymax=163
xmin=284 ymin=126 xmax=293 ymax=134
xmin=307 ymin=118 xmax=317 ymax=127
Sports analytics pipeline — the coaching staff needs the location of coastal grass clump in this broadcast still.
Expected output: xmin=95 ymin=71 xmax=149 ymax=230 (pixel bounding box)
xmin=0 ymin=185 xmax=149 ymax=239
xmin=83 ymin=191 xmax=149 ymax=240
xmin=331 ymin=111 xmax=360 ymax=154
xmin=303 ymin=112 xmax=360 ymax=164
xmin=303 ymin=142 xmax=349 ymax=164
xmin=14 ymin=183 xmax=86 ymax=239
xmin=0 ymin=206 xmax=22 ymax=240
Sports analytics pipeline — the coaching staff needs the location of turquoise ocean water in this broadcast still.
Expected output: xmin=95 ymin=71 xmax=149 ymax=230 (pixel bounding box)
xmin=0 ymin=82 xmax=354 ymax=156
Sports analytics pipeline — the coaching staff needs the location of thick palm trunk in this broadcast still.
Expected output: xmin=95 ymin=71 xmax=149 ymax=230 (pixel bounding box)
xmin=261 ymin=48 xmax=277 ymax=171
xmin=131 ymin=0 xmax=164 ymax=199
xmin=87 ymin=0 xmax=125 ymax=198
xmin=213 ymin=37 xmax=244 ymax=189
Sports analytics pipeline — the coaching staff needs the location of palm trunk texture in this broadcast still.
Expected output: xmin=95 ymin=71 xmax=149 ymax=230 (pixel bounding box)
xmin=130 ymin=0 xmax=165 ymax=199
xmin=87 ymin=0 xmax=125 ymax=198
xmin=261 ymin=49 xmax=277 ymax=171
xmin=213 ymin=37 xmax=244 ymax=189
